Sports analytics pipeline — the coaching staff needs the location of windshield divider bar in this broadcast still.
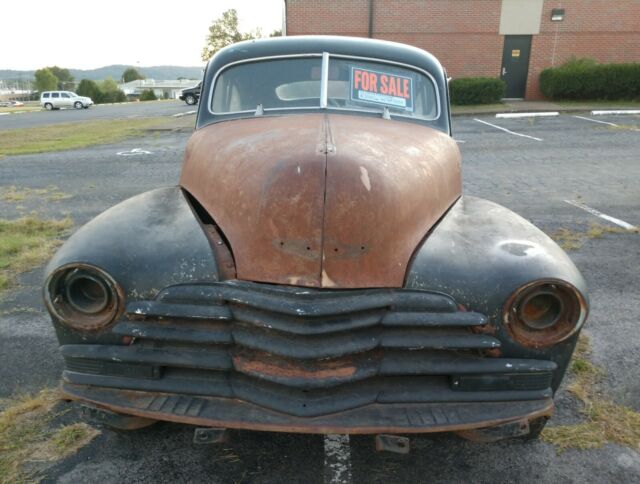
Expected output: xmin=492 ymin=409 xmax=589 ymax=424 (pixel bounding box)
xmin=320 ymin=52 xmax=329 ymax=108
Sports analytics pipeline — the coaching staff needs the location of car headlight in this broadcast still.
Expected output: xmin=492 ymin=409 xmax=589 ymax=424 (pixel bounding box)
xmin=45 ymin=264 xmax=123 ymax=331
xmin=503 ymin=280 xmax=587 ymax=348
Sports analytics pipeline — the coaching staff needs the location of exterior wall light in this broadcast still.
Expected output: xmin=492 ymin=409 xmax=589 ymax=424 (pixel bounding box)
xmin=551 ymin=8 xmax=565 ymax=21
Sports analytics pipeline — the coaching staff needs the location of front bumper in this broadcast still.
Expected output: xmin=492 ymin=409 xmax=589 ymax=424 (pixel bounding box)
xmin=62 ymin=383 xmax=553 ymax=434
xmin=57 ymin=280 xmax=560 ymax=434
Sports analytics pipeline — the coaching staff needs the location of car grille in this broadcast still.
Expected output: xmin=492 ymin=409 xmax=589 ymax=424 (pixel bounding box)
xmin=62 ymin=280 xmax=556 ymax=417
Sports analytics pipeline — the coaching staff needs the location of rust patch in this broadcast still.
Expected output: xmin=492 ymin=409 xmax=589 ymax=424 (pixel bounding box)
xmin=180 ymin=114 xmax=461 ymax=288
xmin=203 ymin=224 xmax=237 ymax=280
xmin=232 ymin=352 xmax=357 ymax=380
xmin=180 ymin=115 xmax=326 ymax=287
xmin=503 ymin=279 xmax=588 ymax=349
xmin=320 ymin=114 xmax=461 ymax=287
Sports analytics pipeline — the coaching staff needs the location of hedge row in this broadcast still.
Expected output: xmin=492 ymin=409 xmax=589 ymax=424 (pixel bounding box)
xmin=450 ymin=77 xmax=506 ymax=105
xmin=540 ymin=58 xmax=640 ymax=100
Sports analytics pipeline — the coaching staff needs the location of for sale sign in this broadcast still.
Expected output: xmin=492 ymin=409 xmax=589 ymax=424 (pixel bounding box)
xmin=350 ymin=67 xmax=414 ymax=112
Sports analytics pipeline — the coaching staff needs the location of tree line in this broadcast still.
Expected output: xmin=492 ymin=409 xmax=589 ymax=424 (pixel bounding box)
xmin=33 ymin=66 xmax=145 ymax=103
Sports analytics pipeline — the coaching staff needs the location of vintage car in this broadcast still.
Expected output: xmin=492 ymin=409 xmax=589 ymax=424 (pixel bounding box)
xmin=44 ymin=36 xmax=588 ymax=446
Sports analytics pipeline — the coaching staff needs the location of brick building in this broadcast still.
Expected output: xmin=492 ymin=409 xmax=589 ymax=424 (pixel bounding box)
xmin=284 ymin=0 xmax=640 ymax=100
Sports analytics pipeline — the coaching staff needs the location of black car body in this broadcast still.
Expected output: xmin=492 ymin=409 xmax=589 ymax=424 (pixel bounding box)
xmin=179 ymin=82 xmax=201 ymax=105
xmin=44 ymin=36 xmax=588 ymax=440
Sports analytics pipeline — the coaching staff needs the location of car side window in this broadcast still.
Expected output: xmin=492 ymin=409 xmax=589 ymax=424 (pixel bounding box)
xmin=52 ymin=93 xmax=60 ymax=98
xmin=43 ymin=93 xmax=50 ymax=98
xmin=61 ymin=93 xmax=70 ymax=98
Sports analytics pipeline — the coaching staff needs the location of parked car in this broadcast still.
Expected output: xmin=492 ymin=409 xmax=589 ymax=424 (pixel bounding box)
xmin=40 ymin=91 xmax=93 ymax=110
xmin=179 ymin=81 xmax=201 ymax=105
xmin=44 ymin=36 xmax=588 ymax=446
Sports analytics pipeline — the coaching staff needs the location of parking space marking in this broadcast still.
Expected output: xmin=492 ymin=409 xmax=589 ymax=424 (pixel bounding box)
xmin=324 ymin=434 xmax=352 ymax=484
xmin=573 ymin=115 xmax=618 ymax=127
xmin=564 ymin=200 xmax=636 ymax=230
xmin=592 ymin=110 xmax=640 ymax=116
xmin=117 ymin=148 xmax=153 ymax=156
xmin=173 ymin=110 xmax=197 ymax=118
xmin=496 ymin=112 xmax=559 ymax=118
xmin=473 ymin=118 xmax=543 ymax=141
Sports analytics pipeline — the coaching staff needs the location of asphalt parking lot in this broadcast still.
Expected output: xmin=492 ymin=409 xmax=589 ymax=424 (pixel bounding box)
xmin=0 ymin=100 xmax=195 ymax=130
xmin=1 ymin=110 xmax=639 ymax=483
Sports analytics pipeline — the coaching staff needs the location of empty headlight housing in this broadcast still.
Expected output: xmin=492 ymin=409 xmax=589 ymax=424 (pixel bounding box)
xmin=504 ymin=280 xmax=587 ymax=348
xmin=45 ymin=264 xmax=123 ymax=331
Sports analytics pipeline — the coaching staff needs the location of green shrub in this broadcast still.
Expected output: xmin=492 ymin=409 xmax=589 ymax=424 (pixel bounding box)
xmin=140 ymin=89 xmax=157 ymax=101
xmin=540 ymin=58 xmax=640 ymax=100
xmin=76 ymin=79 xmax=101 ymax=102
xmin=450 ymin=77 xmax=506 ymax=105
xmin=99 ymin=89 xmax=127 ymax=103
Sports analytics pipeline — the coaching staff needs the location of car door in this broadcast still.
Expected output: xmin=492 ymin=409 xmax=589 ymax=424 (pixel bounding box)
xmin=60 ymin=92 xmax=72 ymax=107
xmin=50 ymin=92 xmax=61 ymax=107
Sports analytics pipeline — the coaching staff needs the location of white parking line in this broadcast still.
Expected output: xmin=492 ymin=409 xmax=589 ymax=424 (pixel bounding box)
xmin=592 ymin=110 xmax=640 ymax=116
xmin=173 ymin=110 xmax=197 ymax=118
xmin=473 ymin=118 xmax=543 ymax=141
xmin=324 ymin=434 xmax=352 ymax=484
xmin=573 ymin=115 xmax=618 ymax=127
xmin=496 ymin=112 xmax=559 ymax=119
xmin=564 ymin=200 xmax=636 ymax=230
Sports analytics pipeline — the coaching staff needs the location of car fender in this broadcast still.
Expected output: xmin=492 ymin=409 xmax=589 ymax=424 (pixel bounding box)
xmin=405 ymin=196 xmax=589 ymax=388
xmin=45 ymin=187 xmax=219 ymax=302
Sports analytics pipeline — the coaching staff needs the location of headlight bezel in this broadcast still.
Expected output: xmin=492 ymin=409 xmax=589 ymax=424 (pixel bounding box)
xmin=503 ymin=279 xmax=588 ymax=349
xmin=44 ymin=263 xmax=124 ymax=331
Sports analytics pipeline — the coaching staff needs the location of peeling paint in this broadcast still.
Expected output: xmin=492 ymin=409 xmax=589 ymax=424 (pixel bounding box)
xmin=322 ymin=270 xmax=337 ymax=287
xmin=359 ymin=166 xmax=371 ymax=191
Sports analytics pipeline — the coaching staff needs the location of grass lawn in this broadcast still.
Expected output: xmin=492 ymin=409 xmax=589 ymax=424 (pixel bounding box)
xmin=0 ymin=117 xmax=177 ymax=157
xmin=0 ymin=106 xmax=42 ymax=114
xmin=0 ymin=216 xmax=73 ymax=294
xmin=0 ymin=389 xmax=99 ymax=483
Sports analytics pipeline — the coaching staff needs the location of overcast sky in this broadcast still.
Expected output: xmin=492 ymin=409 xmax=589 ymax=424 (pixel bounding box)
xmin=1 ymin=0 xmax=284 ymax=70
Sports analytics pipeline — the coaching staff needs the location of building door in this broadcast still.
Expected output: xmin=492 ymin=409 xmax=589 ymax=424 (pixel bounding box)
xmin=501 ymin=35 xmax=532 ymax=98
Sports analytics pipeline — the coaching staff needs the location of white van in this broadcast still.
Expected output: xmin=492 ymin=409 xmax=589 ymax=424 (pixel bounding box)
xmin=40 ymin=91 xmax=94 ymax=110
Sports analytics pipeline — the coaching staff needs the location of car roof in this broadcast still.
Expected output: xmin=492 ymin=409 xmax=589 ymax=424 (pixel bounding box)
xmin=210 ymin=35 xmax=445 ymax=75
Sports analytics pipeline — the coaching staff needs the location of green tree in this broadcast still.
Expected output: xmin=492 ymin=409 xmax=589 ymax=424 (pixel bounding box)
xmin=122 ymin=67 xmax=145 ymax=83
xmin=269 ymin=29 xmax=282 ymax=37
xmin=76 ymin=79 xmax=102 ymax=102
xmin=34 ymin=68 xmax=59 ymax=92
xmin=201 ymin=9 xmax=259 ymax=61
xmin=99 ymin=78 xmax=127 ymax=103
xmin=140 ymin=89 xmax=157 ymax=101
xmin=47 ymin=66 xmax=74 ymax=90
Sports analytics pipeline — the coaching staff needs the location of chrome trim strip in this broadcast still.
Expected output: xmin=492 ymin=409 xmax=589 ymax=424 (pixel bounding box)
xmin=320 ymin=52 xmax=329 ymax=108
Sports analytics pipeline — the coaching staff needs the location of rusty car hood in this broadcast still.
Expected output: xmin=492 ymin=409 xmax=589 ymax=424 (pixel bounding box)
xmin=180 ymin=113 xmax=461 ymax=288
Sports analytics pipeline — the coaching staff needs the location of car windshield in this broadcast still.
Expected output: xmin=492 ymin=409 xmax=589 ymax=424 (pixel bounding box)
xmin=68 ymin=92 xmax=78 ymax=97
xmin=211 ymin=56 xmax=439 ymax=120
